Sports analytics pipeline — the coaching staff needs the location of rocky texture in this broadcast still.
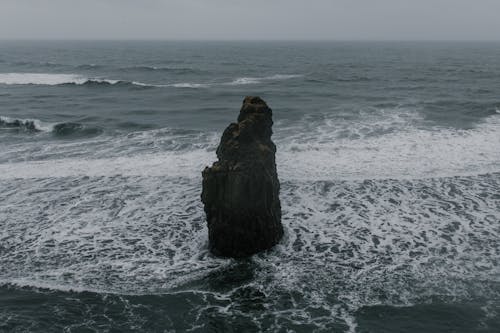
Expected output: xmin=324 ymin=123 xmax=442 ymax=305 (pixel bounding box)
xmin=201 ymin=96 xmax=283 ymax=258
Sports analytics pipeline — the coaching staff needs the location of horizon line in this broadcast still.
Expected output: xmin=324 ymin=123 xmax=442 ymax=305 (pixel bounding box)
xmin=1 ymin=38 xmax=500 ymax=43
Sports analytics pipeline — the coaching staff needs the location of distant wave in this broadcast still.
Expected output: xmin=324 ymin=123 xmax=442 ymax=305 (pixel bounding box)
xmin=119 ymin=65 xmax=204 ymax=74
xmin=76 ymin=64 xmax=104 ymax=70
xmin=0 ymin=73 xmax=303 ymax=89
xmin=170 ymin=82 xmax=210 ymax=88
xmin=10 ymin=61 xmax=105 ymax=70
xmin=13 ymin=61 xmax=62 ymax=68
xmin=0 ymin=116 xmax=101 ymax=137
xmin=227 ymin=74 xmax=303 ymax=86
xmin=62 ymin=79 xmax=152 ymax=88
xmin=0 ymin=73 xmax=151 ymax=88
xmin=334 ymin=74 xmax=373 ymax=82
xmin=78 ymin=64 xmax=203 ymax=73
xmin=168 ymin=74 xmax=303 ymax=88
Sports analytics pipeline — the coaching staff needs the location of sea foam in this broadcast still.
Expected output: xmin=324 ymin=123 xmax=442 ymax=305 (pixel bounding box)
xmin=0 ymin=112 xmax=498 ymax=180
xmin=0 ymin=73 xmax=133 ymax=87
xmin=227 ymin=74 xmax=303 ymax=86
xmin=0 ymin=73 xmax=89 ymax=86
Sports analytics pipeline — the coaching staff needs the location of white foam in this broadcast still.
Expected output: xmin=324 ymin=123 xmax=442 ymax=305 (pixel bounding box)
xmin=229 ymin=77 xmax=261 ymax=85
xmin=0 ymin=72 xmax=126 ymax=86
xmin=0 ymin=150 xmax=212 ymax=179
xmin=267 ymin=74 xmax=304 ymax=80
xmin=91 ymin=78 xmax=119 ymax=85
xmin=0 ymin=113 xmax=498 ymax=180
xmin=0 ymin=73 xmax=88 ymax=85
xmin=170 ymin=82 xmax=210 ymax=88
xmin=276 ymin=111 xmax=500 ymax=180
xmin=0 ymin=171 xmax=498 ymax=327
xmin=227 ymin=74 xmax=303 ymax=86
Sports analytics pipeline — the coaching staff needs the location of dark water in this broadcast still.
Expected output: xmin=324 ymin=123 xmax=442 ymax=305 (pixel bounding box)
xmin=0 ymin=41 xmax=499 ymax=332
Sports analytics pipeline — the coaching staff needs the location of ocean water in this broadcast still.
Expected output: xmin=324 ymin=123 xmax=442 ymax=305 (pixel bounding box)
xmin=0 ymin=41 xmax=499 ymax=332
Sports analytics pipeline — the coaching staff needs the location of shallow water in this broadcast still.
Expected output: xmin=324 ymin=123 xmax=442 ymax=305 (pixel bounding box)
xmin=0 ymin=41 xmax=499 ymax=332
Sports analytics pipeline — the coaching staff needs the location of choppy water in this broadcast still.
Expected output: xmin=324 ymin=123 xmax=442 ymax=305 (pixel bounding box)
xmin=0 ymin=41 xmax=499 ymax=332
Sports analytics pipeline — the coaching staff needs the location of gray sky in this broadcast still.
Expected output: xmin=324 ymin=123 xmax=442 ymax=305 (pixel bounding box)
xmin=1 ymin=0 xmax=500 ymax=40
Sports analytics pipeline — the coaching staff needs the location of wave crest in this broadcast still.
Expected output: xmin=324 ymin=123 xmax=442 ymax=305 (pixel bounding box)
xmin=227 ymin=74 xmax=303 ymax=86
xmin=0 ymin=116 xmax=102 ymax=137
xmin=0 ymin=73 xmax=303 ymax=89
xmin=0 ymin=116 xmax=51 ymax=132
xmin=119 ymin=66 xmax=204 ymax=74
xmin=0 ymin=73 xmax=150 ymax=88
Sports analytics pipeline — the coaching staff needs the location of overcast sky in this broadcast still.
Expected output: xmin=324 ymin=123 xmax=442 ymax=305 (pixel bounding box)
xmin=1 ymin=0 xmax=500 ymax=40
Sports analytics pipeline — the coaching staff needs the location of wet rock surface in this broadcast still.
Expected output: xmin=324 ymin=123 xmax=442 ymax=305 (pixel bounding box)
xmin=201 ymin=96 xmax=283 ymax=257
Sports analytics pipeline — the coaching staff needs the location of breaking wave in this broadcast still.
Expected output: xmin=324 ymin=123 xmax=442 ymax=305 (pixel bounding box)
xmin=0 ymin=73 xmax=127 ymax=87
xmin=119 ymin=65 xmax=205 ymax=74
xmin=0 ymin=116 xmax=101 ymax=137
xmin=0 ymin=73 xmax=303 ymax=88
xmin=0 ymin=73 xmax=153 ymax=88
xmin=276 ymin=109 xmax=500 ymax=180
xmin=0 ymin=73 xmax=89 ymax=86
xmin=0 ymin=110 xmax=499 ymax=180
xmin=0 ymin=116 xmax=52 ymax=132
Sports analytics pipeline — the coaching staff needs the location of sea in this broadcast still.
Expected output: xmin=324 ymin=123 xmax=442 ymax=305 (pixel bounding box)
xmin=0 ymin=41 xmax=499 ymax=332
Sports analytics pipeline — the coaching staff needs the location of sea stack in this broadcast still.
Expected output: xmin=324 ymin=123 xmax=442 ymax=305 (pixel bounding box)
xmin=201 ymin=96 xmax=283 ymax=258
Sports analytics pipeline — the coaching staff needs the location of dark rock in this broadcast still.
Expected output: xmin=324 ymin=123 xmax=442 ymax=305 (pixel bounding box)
xmin=201 ymin=96 xmax=283 ymax=258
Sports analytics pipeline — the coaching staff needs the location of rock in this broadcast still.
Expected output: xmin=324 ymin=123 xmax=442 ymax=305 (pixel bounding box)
xmin=201 ymin=96 xmax=283 ymax=257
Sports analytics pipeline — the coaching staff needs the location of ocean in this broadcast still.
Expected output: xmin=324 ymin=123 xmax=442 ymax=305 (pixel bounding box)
xmin=0 ymin=41 xmax=499 ymax=332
